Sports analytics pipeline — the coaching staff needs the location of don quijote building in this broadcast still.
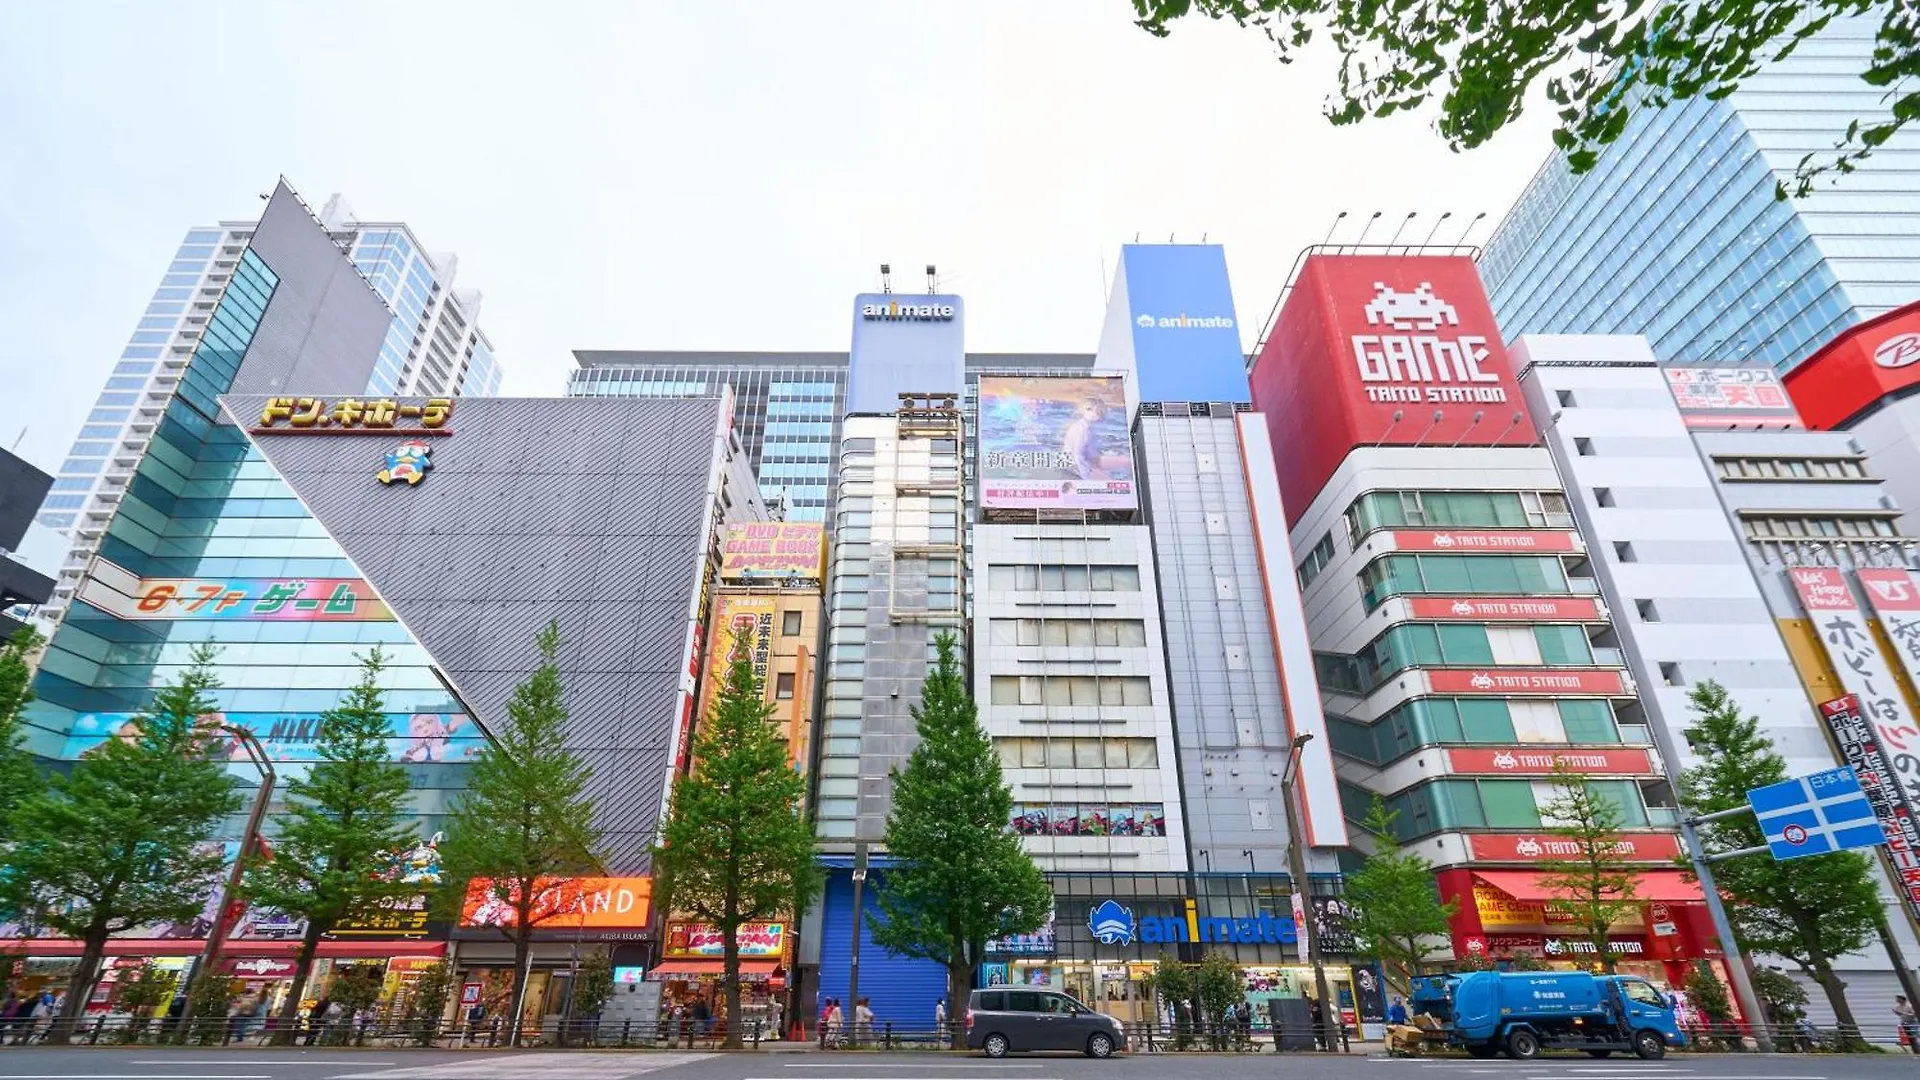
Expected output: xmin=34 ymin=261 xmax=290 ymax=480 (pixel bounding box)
xmin=1250 ymin=253 xmax=1722 ymax=988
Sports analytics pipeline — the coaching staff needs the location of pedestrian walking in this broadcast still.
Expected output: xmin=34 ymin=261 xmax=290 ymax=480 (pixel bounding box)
xmin=28 ymin=991 xmax=56 ymax=1044
xmin=1388 ymin=995 xmax=1409 ymax=1026
xmin=854 ymin=997 xmax=874 ymax=1046
xmin=691 ymin=995 xmax=712 ymax=1041
xmin=824 ymin=998 xmax=843 ymax=1048
xmin=1307 ymin=995 xmax=1330 ymax=1052
xmin=1896 ymin=995 xmax=1920 ymax=1053
xmin=0 ymin=990 xmax=19 ymax=1046
xmin=303 ymin=997 xmax=330 ymax=1046
xmin=934 ymin=996 xmax=947 ymax=1039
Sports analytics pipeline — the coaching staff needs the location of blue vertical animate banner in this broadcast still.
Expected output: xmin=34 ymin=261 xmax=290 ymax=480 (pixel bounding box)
xmin=1121 ymin=245 xmax=1250 ymax=404
xmin=846 ymin=293 xmax=965 ymax=413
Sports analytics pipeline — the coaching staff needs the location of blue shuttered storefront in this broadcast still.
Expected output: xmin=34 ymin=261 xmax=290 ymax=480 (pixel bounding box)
xmin=816 ymin=868 xmax=950 ymax=1030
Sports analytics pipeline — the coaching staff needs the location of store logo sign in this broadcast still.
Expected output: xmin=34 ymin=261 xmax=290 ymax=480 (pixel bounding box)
xmin=861 ymin=299 xmax=956 ymax=322
xmin=377 ymin=440 xmax=433 ymax=486
xmin=1352 ymin=282 xmax=1506 ymax=405
xmin=1135 ymin=311 xmax=1235 ymax=329
xmin=1874 ymin=332 xmax=1920 ymax=369
xmin=1088 ymin=900 xmax=1136 ymax=946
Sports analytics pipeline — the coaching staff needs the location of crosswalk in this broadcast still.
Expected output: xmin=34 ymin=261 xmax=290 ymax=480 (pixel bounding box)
xmin=331 ymin=1052 xmax=715 ymax=1080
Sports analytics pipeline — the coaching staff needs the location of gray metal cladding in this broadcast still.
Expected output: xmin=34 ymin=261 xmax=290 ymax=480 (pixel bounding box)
xmin=224 ymin=394 xmax=725 ymax=872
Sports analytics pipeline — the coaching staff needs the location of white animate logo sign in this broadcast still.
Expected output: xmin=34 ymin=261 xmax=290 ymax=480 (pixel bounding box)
xmin=1353 ymin=282 xmax=1508 ymax=405
xmin=1136 ymin=312 xmax=1233 ymax=329
xmin=861 ymin=299 xmax=956 ymax=322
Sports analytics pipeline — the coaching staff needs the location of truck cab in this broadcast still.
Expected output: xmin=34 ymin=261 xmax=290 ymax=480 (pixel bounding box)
xmin=1409 ymin=971 xmax=1686 ymax=1060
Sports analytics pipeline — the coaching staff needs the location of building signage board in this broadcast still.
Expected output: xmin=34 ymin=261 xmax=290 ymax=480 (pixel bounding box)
xmin=1389 ymin=530 xmax=1579 ymax=553
xmin=61 ymin=709 xmax=479 ymax=764
xmin=1427 ymin=668 xmax=1627 ymax=696
xmin=78 ymin=559 xmax=392 ymax=622
xmin=1819 ymin=694 xmax=1920 ymax=923
xmin=1661 ymin=365 xmax=1804 ymax=429
xmin=1116 ymin=243 xmax=1251 ymax=404
xmin=847 ymin=292 xmax=965 ymax=414
xmin=1485 ymin=933 xmax=1648 ymax=958
xmin=719 ymin=523 xmax=826 ymax=581
xmin=1790 ymin=567 xmax=1920 ymax=805
xmin=1085 ymin=897 xmax=1298 ymax=948
xmin=1856 ymin=569 xmax=1920 ymax=740
xmin=987 ymin=911 xmax=1057 ymax=957
xmin=459 ymin=877 xmax=652 ymax=930
xmin=1783 ymin=301 xmax=1920 ymax=430
xmin=1469 ymin=832 xmax=1683 ymax=863
xmin=1405 ymin=596 xmax=1601 ymax=622
xmin=1447 ymin=747 xmax=1653 ymax=776
xmin=663 ymin=921 xmax=787 ymax=959
xmin=707 ymin=594 xmax=777 ymax=697
xmin=251 ymin=396 xmax=454 ymax=434
xmin=978 ymin=376 xmax=1137 ymax=511
xmin=1471 ymin=882 xmax=1580 ymax=928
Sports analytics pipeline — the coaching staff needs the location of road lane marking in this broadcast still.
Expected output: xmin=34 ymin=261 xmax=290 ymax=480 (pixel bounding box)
xmin=4 ymin=1076 xmax=269 ymax=1079
xmin=781 ymin=1068 xmax=1048 ymax=1071
xmin=135 ymin=1063 xmax=396 ymax=1067
xmin=334 ymin=1053 xmax=714 ymax=1080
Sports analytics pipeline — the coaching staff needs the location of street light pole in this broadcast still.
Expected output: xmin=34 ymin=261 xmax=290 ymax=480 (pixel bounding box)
xmin=1281 ymin=734 xmax=1334 ymax=1047
xmin=847 ymin=842 xmax=868 ymax=1045
xmin=178 ymin=726 xmax=276 ymax=1038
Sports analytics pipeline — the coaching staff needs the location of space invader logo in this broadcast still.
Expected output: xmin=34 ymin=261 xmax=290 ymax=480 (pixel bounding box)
xmin=1365 ymin=282 xmax=1459 ymax=332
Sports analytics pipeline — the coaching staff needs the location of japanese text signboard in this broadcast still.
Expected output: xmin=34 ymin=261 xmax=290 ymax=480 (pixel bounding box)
xmin=1856 ymin=569 xmax=1920 ymax=770
xmin=252 ymin=396 xmax=453 ymax=434
xmin=78 ymin=559 xmax=392 ymax=622
xmin=719 ymin=523 xmax=826 ymax=581
xmin=1820 ymin=694 xmax=1920 ymax=925
xmin=663 ymin=921 xmax=788 ymax=959
xmin=1790 ymin=567 xmax=1920 ymax=806
xmin=1661 ymin=365 xmax=1804 ymax=429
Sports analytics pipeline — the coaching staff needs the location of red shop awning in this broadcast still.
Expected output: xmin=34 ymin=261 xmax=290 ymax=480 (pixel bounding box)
xmin=646 ymin=960 xmax=779 ymax=981
xmin=1474 ymin=870 xmax=1703 ymax=903
xmin=0 ymin=938 xmax=446 ymax=960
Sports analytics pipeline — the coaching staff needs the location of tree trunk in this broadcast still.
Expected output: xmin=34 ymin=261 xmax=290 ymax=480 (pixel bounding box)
xmin=505 ymin=928 xmax=532 ymax=1048
xmin=270 ymin=919 xmax=328 ymax=1045
xmin=947 ymin=936 xmax=973 ymax=1050
xmin=55 ymin=925 xmax=108 ymax=1044
xmin=1795 ymin=912 xmax=1859 ymax=1036
xmin=722 ymin=926 xmax=743 ymax=1049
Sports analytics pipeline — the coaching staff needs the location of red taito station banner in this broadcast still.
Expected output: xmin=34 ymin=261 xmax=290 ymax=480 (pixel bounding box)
xmin=1390 ymin=530 xmax=1580 ymax=553
xmin=1446 ymin=747 xmax=1654 ymax=776
xmin=1428 ymin=669 xmax=1628 ymax=695
xmin=1405 ymin=596 xmax=1602 ymax=622
xmin=1470 ymin=833 xmax=1683 ymax=863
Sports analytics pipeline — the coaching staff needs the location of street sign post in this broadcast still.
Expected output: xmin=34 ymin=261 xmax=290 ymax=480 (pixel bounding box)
xmin=1747 ymin=766 xmax=1887 ymax=861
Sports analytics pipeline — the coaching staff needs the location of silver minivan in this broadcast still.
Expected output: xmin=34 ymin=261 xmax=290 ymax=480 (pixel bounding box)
xmin=965 ymin=988 xmax=1127 ymax=1058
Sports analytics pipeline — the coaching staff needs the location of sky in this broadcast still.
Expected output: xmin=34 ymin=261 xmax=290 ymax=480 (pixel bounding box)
xmin=0 ymin=0 xmax=1561 ymax=476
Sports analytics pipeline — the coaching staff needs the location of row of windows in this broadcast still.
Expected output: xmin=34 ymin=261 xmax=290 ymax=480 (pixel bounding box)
xmin=1330 ymin=697 xmax=1622 ymax=765
xmin=986 ymin=564 xmax=1143 ymax=592
xmin=1316 ymin=623 xmax=1594 ymax=696
xmin=1346 ymin=489 xmax=1572 ymax=540
xmin=1345 ymin=777 xmax=1651 ymax=841
xmin=1715 ymin=456 xmax=1869 ymax=480
xmin=1360 ymin=554 xmax=1570 ymax=610
xmin=986 ymin=618 xmax=1149 ymax=648
xmin=987 ymin=675 xmax=1155 ymax=707
xmin=1296 ymin=533 xmax=1336 ymax=589
xmin=1744 ymin=514 xmax=1898 ymax=538
xmin=995 ymin=736 xmax=1160 ymax=770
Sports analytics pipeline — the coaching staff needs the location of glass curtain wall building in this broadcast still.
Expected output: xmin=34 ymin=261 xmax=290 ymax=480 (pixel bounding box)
xmin=1481 ymin=14 xmax=1920 ymax=373
xmin=568 ymin=352 xmax=1092 ymax=523
xmin=38 ymin=191 xmax=502 ymax=620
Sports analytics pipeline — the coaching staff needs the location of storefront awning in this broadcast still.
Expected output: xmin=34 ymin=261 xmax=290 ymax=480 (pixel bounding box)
xmin=1474 ymin=870 xmax=1703 ymax=903
xmin=0 ymin=938 xmax=447 ymax=960
xmin=646 ymin=960 xmax=780 ymax=981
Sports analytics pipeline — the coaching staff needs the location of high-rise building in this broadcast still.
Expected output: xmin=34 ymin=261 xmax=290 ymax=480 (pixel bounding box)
xmin=1252 ymin=254 xmax=1722 ymax=984
xmin=0 ymin=447 xmax=56 ymax=635
xmin=1514 ymin=335 xmax=1920 ymax=1022
xmin=568 ymin=351 xmax=1092 ymax=522
xmin=1480 ymin=14 xmax=1920 ymax=373
xmin=35 ymin=190 xmax=502 ymax=619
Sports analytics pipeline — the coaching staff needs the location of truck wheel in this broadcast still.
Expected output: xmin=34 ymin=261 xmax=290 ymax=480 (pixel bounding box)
xmin=1506 ymin=1030 xmax=1541 ymax=1061
xmin=1633 ymin=1030 xmax=1667 ymax=1060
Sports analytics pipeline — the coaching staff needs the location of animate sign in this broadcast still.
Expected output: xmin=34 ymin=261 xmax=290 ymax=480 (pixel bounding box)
xmin=1447 ymin=747 xmax=1652 ymax=776
xmin=861 ymin=298 xmax=955 ymax=322
xmin=1390 ymin=530 xmax=1578 ymax=553
xmin=1086 ymin=897 xmax=1297 ymax=948
xmin=1470 ymin=832 xmax=1683 ymax=863
xmin=1354 ymin=283 xmax=1508 ymax=405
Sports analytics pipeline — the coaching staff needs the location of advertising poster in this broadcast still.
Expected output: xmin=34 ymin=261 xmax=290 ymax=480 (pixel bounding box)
xmin=707 ymin=595 xmax=777 ymax=697
xmin=460 ymin=876 xmax=652 ymax=930
xmin=1661 ymin=365 xmax=1803 ymax=429
xmin=978 ymin=376 xmax=1135 ymax=511
xmin=1856 ymin=569 xmax=1920 ymax=746
xmin=59 ymin=709 xmax=480 ymax=764
xmin=664 ymin=921 xmax=788 ymax=958
xmin=1790 ymin=567 xmax=1920 ymax=805
xmin=719 ymin=523 xmax=826 ymax=581
xmin=78 ymin=560 xmax=392 ymax=622
xmin=1820 ymin=694 xmax=1920 ymax=926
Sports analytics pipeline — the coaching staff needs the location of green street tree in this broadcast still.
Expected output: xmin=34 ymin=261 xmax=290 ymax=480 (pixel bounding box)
xmin=1344 ymin=798 xmax=1457 ymax=995
xmin=0 ymin=644 xmax=242 ymax=1040
xmin=1193 ymin=953 xmax=1246 ymax=1049
xmin=244 ymin=646 xmax=418 ymax=1045
xmin=439 ymin=620 xmax=602 ymax=1046
xmin=1534 ymin=762 xmax=1641 ymax=973
xmin=651 ymin=628 xmax=821 ymax=1048
xmin=870 ymin=631 xmax=1053 ymax=1048
xmin=1130 ymin=0 xmax=1918 ymax=196
xmin=1678 ymin=679 xmax=1881 ymax=1037
xmin=0 ymin=625 xmax=47 ymax=843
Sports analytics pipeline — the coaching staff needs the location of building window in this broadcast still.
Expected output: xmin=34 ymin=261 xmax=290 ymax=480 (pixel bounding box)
xmin=1357 ymin=554 xmax=1569 ymax=610
xmin=1297 ymin=531 xmax=1336 ymax=589
xmin=1574 ymin=437 xmax=1594 ymax=456
xmin=987 ymin=675 xmax=1152 ymax=706
xmin=1613 ymin=542 xmax=1636 ymax=563
xmin=1636 ymin=600 xmax=1659 ymax=622
xmin=1660 ymin=662 xmax=1684 ymax=686
xmin=775 ymin=672 xmax=796 ymax=700
xmin=986 ymin=564 xmax=1142 ymax=592
xmin=782 ymin=610 xmax=804 ymax=636
xmin=994 ymin=737 xmax=1159 ymax=770
xmin=1594 ymin=488 xmax=1615 ymax=508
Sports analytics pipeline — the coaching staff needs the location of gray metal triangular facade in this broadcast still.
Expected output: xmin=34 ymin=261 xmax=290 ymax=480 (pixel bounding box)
xmin=225 ymin=394 xmax=723 ymax=872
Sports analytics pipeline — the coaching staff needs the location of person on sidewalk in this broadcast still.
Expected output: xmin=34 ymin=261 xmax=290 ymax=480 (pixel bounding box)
xmin=1896 ymin=995 xmax=1920 ymax=1053
xmin=854 ymin=997 xmax=874 ymax=1046
xmin=934 ymin=996 xmax=947 ymax=1040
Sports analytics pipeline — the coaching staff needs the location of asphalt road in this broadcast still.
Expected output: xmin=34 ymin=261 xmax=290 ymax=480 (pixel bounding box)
xmin=0 ymin=1047 xmax=1905 ymax=1080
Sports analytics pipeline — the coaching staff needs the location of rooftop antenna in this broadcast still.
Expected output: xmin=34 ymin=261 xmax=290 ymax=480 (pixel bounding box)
xmin=1417 ymin=211 xmax=1453 ymax=251
xmin=1385 ymin=212 xmax=1418 ymax=253
xmin=926 ymin=264 xmax=938 ymax=294
xmin=880 ymin=263 xmax=892 ymax=294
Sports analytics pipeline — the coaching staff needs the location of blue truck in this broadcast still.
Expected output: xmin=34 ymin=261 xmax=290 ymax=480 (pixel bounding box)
xmin=1408 ymin=971 xmax=1688 ymax=1060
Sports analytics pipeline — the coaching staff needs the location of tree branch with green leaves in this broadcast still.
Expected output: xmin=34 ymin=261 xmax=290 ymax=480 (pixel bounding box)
xmin=1343 ymin=798 xmax=1456 ymax=995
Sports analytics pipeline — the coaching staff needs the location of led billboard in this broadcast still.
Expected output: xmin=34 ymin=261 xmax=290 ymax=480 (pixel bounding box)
xmin=978 ymin=376 xmax=1136 ymax=511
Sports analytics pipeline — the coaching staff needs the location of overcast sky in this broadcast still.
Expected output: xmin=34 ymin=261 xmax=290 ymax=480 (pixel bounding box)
xmin=0 ymin=0 xmax=1560 ymax=474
